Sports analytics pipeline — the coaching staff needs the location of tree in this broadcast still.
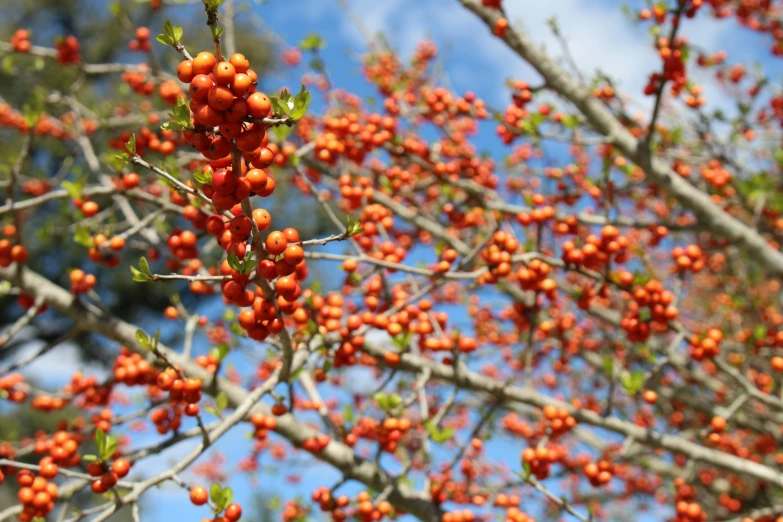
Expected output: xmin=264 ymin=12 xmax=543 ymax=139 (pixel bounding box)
xmin=1 ymin=0 xmax=782 ymax=521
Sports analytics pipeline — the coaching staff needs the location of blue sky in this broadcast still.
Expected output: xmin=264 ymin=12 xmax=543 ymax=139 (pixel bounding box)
xmin=7 ymin=0 xmax=783 ymax=520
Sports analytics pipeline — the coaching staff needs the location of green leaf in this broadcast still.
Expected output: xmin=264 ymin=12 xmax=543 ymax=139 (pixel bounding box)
xmin=631 ymin=271 xmax=652 ymax=287
xmin=112 ymin=152 xmax=129 ymax=166
xmin=153 ymin=328 xmax=161 ymax=350
xmin=424 ymin=421 xmax=454 ymax=443
xmin=561 ymin=114 xmax=579 ymax=128
xmin=621 ymin=370 xmax=645 ymax=396
xmin=227 ymin=252 xmax=241 ymax=271
xmin=173 ymin=97 xmax=190 ymax=122
xmin=210 ymin=483 xmax=232 ymax=513
xmin=210 ymin=483 xmax=223 ymax=509
xmin=388 ymin=393 xmax=402 ymax=409
xmin=309 ymin=58 xmax=325 ymax=73
xmin=136 ymin=329 xmax=151 ymax=349
xmin=269 ymin=96 xmax=290 ymax=117
xmin=280 ymin=89 xmax=292 ymax=107
xmin=211 ymin=343 xmax=230 ymax=361
xmin=753 ymin=324 xmax=767 ymax=341
xmin=522 ymin=460 xmax=532 ymax=479
xmin=436 ymin=427 xmax=454 ymax=443
xmin=344 ymin=215 xmax=365 ymax=238
xmin=193 ymin=168 xmax=212 ymax=185
xmin=0 ymin=281 xmax=11 ymax=297
xmin=292 ymin=84 xmax=311 ymax=120
xmin=161 ymin=121 xmax=188 ymax=131
xmin=23 ymin=106 xmax=41 ymax=128
xmin=62 ymin=180 xmax=83 ymax=199
xmin=228 ymin=321 xmax=245 ymax=337
xmin=126 ymin=134 xmax=136 ymax=156
xmin=680 ymin=45 xmax=690 ymax=63
xmin=670 ymin=127 xmax=683 ymax=145
xmin=104 ymin=438 xmax=118 ymax=460
xmin=546 ymin=16 xmax=559 ymax=34
xmin=392 ymin=332 xmax=413 ymax=351
xmin=299 ymin=33 xmax=325 ymax=51
xmin=240 ymin=256 xmax=257 ymax=275
xmin=156 ymin=34 xmax=173 ymax=46
xmin=138 ymin=256 xmax=152 ymax=276
xmin=373 ymin=392 xmax=390 ymax=412
xmin=215 ymin=391 xmax=228 ymax=411
xmin=270 ymin=125 xmax=291 ymax=141
xmin=95 ymin=428 xmax=118 ymax=461
xmin=2 ymin=55 xmax=15 ymax=75
xmin=74 ymin=225 xmax=92 ymax=248
xmin=530 ymin=112 xmax=546 ymax=127
xmin=774 ymin=148 xmax=783 ymax=167
xmin=164 ymin=19 xmax=174 ymax=40
xmin=130 ymin=266 xmax=151 ymax=282
xmin=95 ymin=428 xmax=106 ymax=456
xmin=306 ymin=320 xmax=318 ymax=335
xmin=82 ymin=454 xmax=98 ymax=462
xmin=163 ymin=19 xmax=184 ymax=43
xmin=266 ymin=495 xmax=281 ymax=510
xmin=602 ymin=356 xmax=614 ymax=377
xmin=227 ymin=252 xmax=258 ymax=275
xmin=343 ymin=404 xmax=354 ymax=423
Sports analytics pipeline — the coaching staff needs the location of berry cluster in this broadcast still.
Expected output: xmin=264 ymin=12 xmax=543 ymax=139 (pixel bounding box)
xmin=16 ymin=471 xmax=59 ymax=521
xmin=10 ymin=29 xmax=30 ymax=53
xmin=128 ymin=27 xmax=152 ymax=52
xmin=688 ymin=328 xmax=723 ymax=361
xmin=156 ymin=371 xmax=203 ymax=417
xmin=621 ymin=279 xmax=678 ymax=342
xmin=55 ymin=35 xmax=81 ymax=64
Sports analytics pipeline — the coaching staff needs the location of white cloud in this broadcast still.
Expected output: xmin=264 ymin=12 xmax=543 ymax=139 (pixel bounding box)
xmin=13 ymin=339 xmax=109 ymax=386
xmin=309 ymin=0 xmax=749 ymax=116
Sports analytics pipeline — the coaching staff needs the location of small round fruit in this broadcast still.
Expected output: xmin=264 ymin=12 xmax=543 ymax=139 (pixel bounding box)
xmin=111 ymin=458 xmax=130 ymax=478
xmin=252 ymin=208 xmax=272 ymax=230
xmin=192 ymin=51 xmax=217 ymax=75
xmin=177 ymin=60 xmax=194 ymax=83
xmin=265 ymin=231 xmax=287 ymax=255
xmin=230 ymin=73 xmax=252 ymax=97
xmin=225 ymin=503 xmax=242 ymax=522
xmin=235 ymin=129 xmax=263 ymax=152
xmin=245 ymin=169 xmax=268 ymax=193
xmin=189 ymin=74 xmax=214 ymax=101
xmin=283 ymin=244 xmax=304 ymax=266
xmin=213 ymin=61 xmax=236 ymax=85
xmin=282 ymin=228 xmax=300 ymax=243
xmin=225 ymin=98 xmax=248 ymax=122
xmin=247 ymin=92 xmax=271 ymax=118
xmin=229 ymin=53 xmax=250 ymax=73
xmin=207 ymin=85 xmax=234 ymax=111
xmin=190 ymin=485 xmax=208 ymax=505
